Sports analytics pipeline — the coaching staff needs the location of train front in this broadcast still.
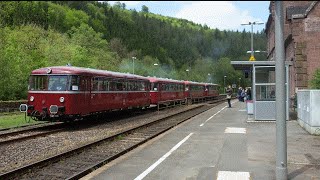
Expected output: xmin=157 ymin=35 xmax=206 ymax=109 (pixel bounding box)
xmin=20 ymin=67 xmax=82 ymax=121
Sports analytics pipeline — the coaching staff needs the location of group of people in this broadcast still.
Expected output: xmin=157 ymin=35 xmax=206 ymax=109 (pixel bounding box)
xmin=225 ymin=85 xmax=252 ymax=108
xmin=237 ymin=87 xmax=251 ymax=102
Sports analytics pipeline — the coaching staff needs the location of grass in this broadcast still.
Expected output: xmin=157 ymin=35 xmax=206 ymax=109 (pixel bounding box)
xmin=0 ymin=113 xmax=45 ymax=129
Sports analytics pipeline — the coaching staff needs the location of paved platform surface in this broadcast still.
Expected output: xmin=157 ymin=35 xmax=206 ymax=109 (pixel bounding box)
xmin=82 ymin=100 xmax=320 ymax=180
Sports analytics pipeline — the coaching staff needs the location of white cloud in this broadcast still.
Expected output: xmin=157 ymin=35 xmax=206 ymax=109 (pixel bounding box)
xmin=174 ymin=1 xmax=263 ymax=31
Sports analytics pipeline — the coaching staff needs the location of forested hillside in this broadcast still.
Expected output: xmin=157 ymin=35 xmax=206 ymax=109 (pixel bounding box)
xmin=0 ymin=1 xmax=267 ymax=100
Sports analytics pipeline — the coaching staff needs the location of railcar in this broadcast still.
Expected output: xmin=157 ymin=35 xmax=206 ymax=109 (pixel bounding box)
xmin=20 ymin=66 xmax=150 ymax=121
xmin=148 ymin=77 xmax=185 ymax=106
xmin=184 ymin=81 xmax=207 ymax=104
xmin=205 ymin=83 xmax=220 ymax=99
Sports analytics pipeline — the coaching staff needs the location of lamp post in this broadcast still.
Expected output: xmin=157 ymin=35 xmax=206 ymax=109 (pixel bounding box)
xmin=241 ymin=21 xmax=264 ymax=61
xmin=132 ymin=57 xmax=136 ymax=74
xmin=224 ymin=75 xmax=227 ymax=94
xmin=153 ymin=63 xmax=158 ymax=76
xmin=186 ymin=69 xmax=190 ymax=80
xmin=239 ymin=77 xmax=241 ymax=87
xmin=246 ymin=50 xmax=267 ymax=54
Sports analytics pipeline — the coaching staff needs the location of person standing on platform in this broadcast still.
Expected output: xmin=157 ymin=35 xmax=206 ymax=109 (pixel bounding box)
xmin=246 ymin=87 xmax=252 ymax=100
xmin=226 ymin=85 xmax=233 ymax=108
xmin=237 ymin=87 xmax=242 ymax=101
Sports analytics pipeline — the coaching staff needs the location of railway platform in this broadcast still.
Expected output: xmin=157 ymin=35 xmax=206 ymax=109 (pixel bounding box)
xmin=81 ymin=100 xmax=320 ymax=180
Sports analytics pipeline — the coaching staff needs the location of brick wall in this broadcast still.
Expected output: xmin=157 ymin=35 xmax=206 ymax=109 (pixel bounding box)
xmin=266 ymin=1 xmax=320 ymax=97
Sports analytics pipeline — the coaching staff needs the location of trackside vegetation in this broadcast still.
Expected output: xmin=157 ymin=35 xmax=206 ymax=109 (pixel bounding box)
xmin=0 ymin=1 xmax=267 ymax=101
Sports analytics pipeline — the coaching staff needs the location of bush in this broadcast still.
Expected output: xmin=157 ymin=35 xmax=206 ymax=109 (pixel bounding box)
xmin=310 ymin=68 xmax=320 ymax=89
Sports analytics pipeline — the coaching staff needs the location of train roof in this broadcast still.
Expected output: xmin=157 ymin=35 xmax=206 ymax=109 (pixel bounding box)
xmin=184 ymin=81 xmax=206 ymax=86
xmin=183 ymin=81 xmax=218 ymax=86
xmin=31 ymin=66 xmax=149 ymax=80
xmin=205 ymin=83 xmax=219 ymax=86
xmin=147 ymin=77 xmax=184 ymax=84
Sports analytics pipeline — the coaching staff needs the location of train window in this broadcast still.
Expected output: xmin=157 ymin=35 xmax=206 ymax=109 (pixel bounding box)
xmin=116 ymin=81 xmax=122 ymax=91
xmin=122 ymin=81 xmax=127 ymax=91
xmin=145 ymin=81 xmax=150 ymax=91
xmin=29 ymin=75 xmax=48 ymax=91
xmin=151 ymin=83 xmax=158 ymax=91
xmin=69 ymin=76 xmax=80 ymax=91
xmin=172 ymin=84 xmax=176 ymax=91
xmin=185 ymin=85 xmax=189 ymax=91
xmin=102 ymin=78 xmax=109 ymax=91
xmin=80 ymin=77 xmax=89 ymax=91
xmin=92 ymin=77 xmax=99 ymax=91
xmin=115 ymin=79 xmax=125 ymax=91
xmin=98 ymin=78 xmax=105 ymax=91
xmin=160 ymin=84 xmax=164 ymax=91
xmin=136 ymin=81 xmax=141 ymax=91
xmin=127 ymin=80 xmax=135 ymax=91
xmin=48 ymin=75 xmax=68 ymax=91
xmin=109 ymin=80 xmax=116 ymax=91
xmin=140 ymin=81 xmax=146 ymax=91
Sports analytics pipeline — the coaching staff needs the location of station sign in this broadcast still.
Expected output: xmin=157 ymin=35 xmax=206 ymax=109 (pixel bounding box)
xmin=249 ymin=55 xmax=256 ymax=61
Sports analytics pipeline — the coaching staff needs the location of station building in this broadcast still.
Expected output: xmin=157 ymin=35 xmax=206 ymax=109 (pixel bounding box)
xmin=265 ymin=1 xmax=320 ymax=97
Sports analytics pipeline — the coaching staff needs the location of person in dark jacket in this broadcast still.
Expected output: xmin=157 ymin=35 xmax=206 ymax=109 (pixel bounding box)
xmin=226 ymin=85 xmax=233 ymax=108
xmin=246 ymin=87 xmax=252 ymax=100
xmin=237 ymin=87 xmax=242 ymax=101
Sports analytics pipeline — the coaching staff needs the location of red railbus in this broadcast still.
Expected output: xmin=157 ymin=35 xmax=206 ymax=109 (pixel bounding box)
xmin=205 ymin=83 xmax=220 ymax=99
xmin=21 ymin=66 xmax=150 ymax=121
xmin=184 ymin=81 xmax=207 ymax=104
xmin=148 ymin=77 xmax=185 ymax=106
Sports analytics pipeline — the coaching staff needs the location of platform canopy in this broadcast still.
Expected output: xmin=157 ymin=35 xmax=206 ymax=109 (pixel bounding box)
xmin=231 ymin=61 xmax=292 ymax=71
xmin=230 ymin=61 xmax=276 ymax=71
xmin=230 ymin=60 xmax=292 ymax=121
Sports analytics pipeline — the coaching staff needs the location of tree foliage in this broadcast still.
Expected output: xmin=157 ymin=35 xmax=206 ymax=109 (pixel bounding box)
xmin=0 ymin=1 xmax=267 ymax=100
xmin=310 ymin=68 xmax=320 ymax=89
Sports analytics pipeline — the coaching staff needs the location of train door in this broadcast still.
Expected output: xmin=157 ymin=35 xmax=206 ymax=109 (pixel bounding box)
xmin=81 ymin=76 xmax=91 ymax=115
xmin=91 ymin=77 xmax=101 ymax=112
xmin=114 ymin=78 xmax=125 ymax=109
xmin=159 ymin=82 xmax=164 ymax=101
xmin=122 ymin=79 xmax=128 ymax=108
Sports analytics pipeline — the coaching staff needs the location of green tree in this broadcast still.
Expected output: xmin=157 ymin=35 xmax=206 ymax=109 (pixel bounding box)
xmin=310 ymin=68 xmax=320 ymax=89
xmin=141 ymin=5 xmax=149 ymax=13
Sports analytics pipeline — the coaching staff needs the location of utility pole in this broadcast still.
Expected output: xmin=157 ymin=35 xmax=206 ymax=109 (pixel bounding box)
xmin=275 ymin=1 xmax=287 ymax=179
xmin=241 ymin=21 xmax=264 ymax=61
xmin=224 ymin=75 xmax=227 ymax=94
xmin=132 ymin=57 xmax=136 ymax=74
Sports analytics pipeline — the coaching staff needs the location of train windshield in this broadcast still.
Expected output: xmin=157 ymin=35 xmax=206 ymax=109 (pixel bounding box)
xmin=48 ymin=75 xmax=68 ymax=91
xmin=29 ymin=75 xmax=68 ymax=91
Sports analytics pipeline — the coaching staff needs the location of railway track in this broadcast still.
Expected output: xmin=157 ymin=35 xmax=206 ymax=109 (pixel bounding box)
xmin=0 ymin=95 xmax=226 ymax=145
xmin=0 ymin=108 xmax=152 ymax=146
xmin=0 ymin=122 xmax=64 ymax=145
xmin=0 ymin=100 xmax=226 ymax=180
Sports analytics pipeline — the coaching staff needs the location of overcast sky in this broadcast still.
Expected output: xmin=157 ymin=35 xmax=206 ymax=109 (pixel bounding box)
xmin=108 ymin=1 xmax=270 ymax=32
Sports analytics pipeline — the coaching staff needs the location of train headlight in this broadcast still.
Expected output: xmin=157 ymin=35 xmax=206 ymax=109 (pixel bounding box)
xmin=30 ymin=96 xmax=34 ymax=102
xmin=59 ymin=97 xmax=65 ymax=103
